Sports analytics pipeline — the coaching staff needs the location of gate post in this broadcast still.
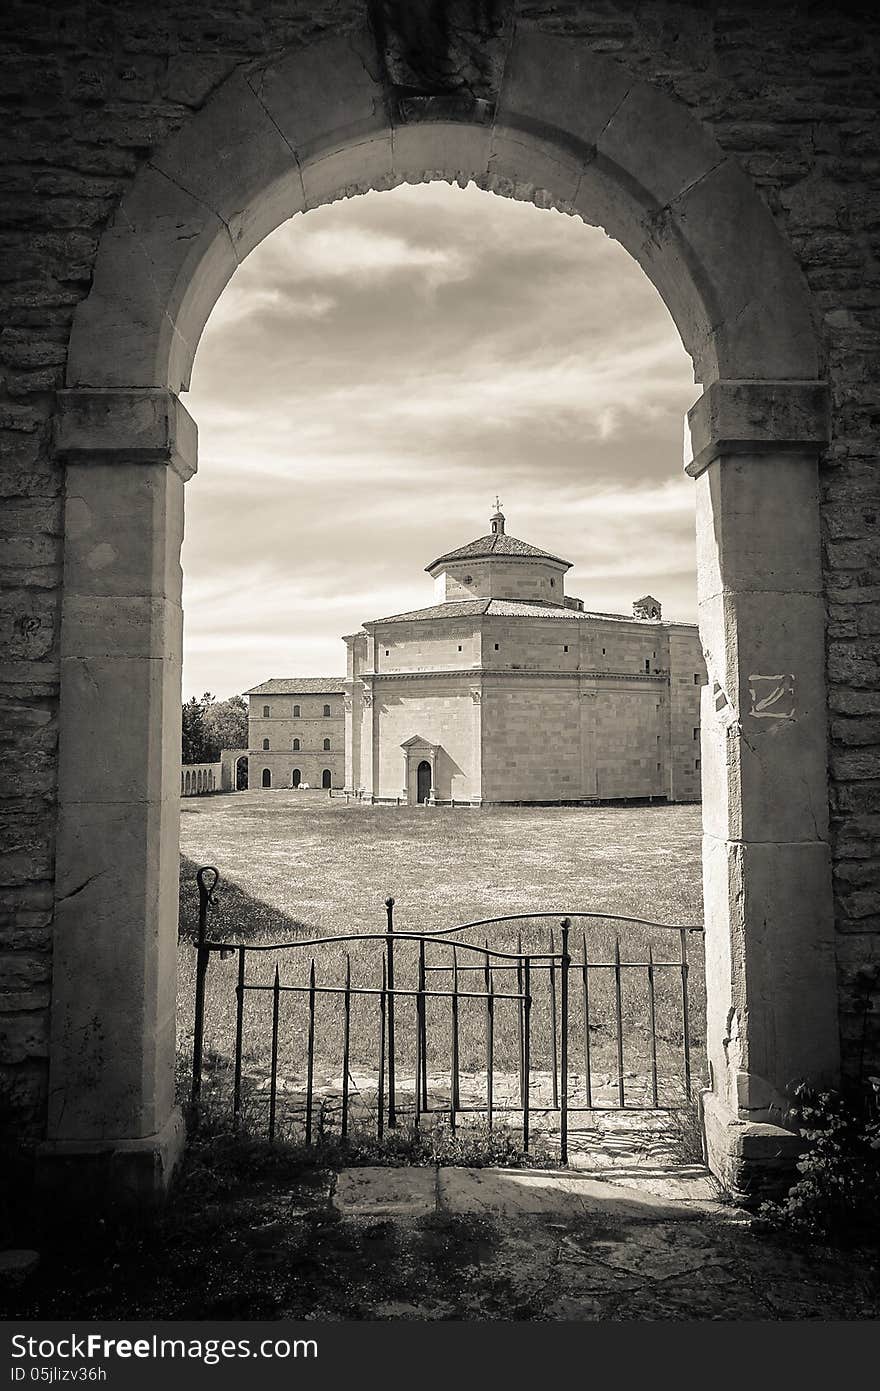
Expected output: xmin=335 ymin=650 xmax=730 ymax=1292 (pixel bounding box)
xmin=687 ymin=381 xmax=840 ymax=1201
xmin=385 ymin=896 xmax=396 ymax=1127
xmin=191 ymin=866 xmax=219 ymax=1121
xmin=38 ymin=388 xmax=194 ymax=1203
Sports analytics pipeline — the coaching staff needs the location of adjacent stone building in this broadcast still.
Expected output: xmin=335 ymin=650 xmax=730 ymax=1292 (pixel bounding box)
xmin=244 ymin=678 xmax=345 ymax=790
xmin=344 ymin=508 xmax=704 ymax=804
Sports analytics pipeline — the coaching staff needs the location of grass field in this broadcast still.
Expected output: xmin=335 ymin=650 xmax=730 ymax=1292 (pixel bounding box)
xmin=178 ymin=792 xmax=705 ymax=1134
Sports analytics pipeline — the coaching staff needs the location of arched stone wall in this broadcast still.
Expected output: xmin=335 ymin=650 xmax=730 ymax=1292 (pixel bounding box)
xmin=47 ymin=26 xmax=836 ymax=1201
xmin=65 ymin=29 xmax=819 ymax=394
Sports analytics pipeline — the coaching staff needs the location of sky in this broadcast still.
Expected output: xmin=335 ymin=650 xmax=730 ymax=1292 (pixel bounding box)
xmin=182 ymin=181 xmax=700 ymax=700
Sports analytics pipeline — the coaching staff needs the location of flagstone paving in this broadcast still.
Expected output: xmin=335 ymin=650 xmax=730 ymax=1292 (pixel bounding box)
xmin=326 ymin=1165 xmax=879 ymax=1321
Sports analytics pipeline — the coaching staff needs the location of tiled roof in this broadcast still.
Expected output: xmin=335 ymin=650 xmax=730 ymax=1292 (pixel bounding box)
xmin=365 ymin=600 xmax=491 ymax=625
xmin=365 ymin=598 xmax=697 ymax=627
xmin=426 ymin=532 xmax=570 ymax=570
xmin=244 ymin=677 xmax=345 ymax=695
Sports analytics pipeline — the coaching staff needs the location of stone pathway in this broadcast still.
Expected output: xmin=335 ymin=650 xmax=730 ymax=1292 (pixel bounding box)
xmin=324 ymin=1165 xmax=878 ymax=1320
xmin=333 ymin=1165 xmax=718 ymax=1218
xmin=238 ymin=1065 xmax=704 ymax=1140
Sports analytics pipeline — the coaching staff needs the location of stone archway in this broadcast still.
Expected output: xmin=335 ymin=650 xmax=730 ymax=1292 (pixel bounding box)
xmin=48 ymin=26 xmax=836 ymax=1201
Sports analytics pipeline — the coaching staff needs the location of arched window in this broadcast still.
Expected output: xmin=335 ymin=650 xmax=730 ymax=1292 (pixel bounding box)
xmin=293 ymin=704 xmax=301 ymax=717
xmin=323 ymin=704 xmax=331 ymax=717
xmin=323 ymin=738 xmax=331 ymax=751
xmin=261 ymin=768 xmax=271 ymax=788
xmin=262 ymin=738 xmax=269 ymax=750
xmin=292 ymin=738 xmax=300 ymax=751
xmin=184 ymin=772 xmax=191 ymax=794
xmin=197 ymin=771 xmax=203 ymax=792
xmin=292 ymin=769 xmax=301 ymax=788
xmin=322 ymin=768 xmax=332 ymax=789
xmin=263 ymin=705 xmax=270 ymax=717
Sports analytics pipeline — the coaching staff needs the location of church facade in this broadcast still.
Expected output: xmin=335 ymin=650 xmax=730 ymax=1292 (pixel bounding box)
xmin=242 ymin=510 xmax=705 ymax=805
xmin=342 ymin=509 xmax=705 ymax=806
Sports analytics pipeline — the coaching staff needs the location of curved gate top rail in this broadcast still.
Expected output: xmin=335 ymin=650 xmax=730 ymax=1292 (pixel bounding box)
xmin=193 ymin=865 xmax=704 ymax=956
xmin=190 ymin=867 xmax=704 ymax=1161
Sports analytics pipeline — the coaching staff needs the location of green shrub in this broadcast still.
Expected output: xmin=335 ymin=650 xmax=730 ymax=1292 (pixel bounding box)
xmin=757 ymin=1080 xmax=880 ymax=1246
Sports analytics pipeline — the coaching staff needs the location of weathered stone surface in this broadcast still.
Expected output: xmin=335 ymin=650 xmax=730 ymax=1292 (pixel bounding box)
xmin=0 ymin=1011 xmax=49 ymax=1063
xmin=334 ymin=1165 xmax=436 ymax=1217
xmin=0 ymin=1250 xmax=40 ymax=1286
xmin=0 ymin=0 xmax=878 ymax=1196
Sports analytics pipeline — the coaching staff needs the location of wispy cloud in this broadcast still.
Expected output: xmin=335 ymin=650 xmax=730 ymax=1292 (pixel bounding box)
xmin=182 ymin=182 xmax=698 ymax=697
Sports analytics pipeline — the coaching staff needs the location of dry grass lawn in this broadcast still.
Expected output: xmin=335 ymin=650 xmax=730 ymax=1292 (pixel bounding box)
xmin=178 ymin=792 xmax=705 ymax=1134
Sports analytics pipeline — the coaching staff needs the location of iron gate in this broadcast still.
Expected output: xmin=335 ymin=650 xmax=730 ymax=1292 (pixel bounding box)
xmin=189 ymin=866 xmax=704 ymax=1161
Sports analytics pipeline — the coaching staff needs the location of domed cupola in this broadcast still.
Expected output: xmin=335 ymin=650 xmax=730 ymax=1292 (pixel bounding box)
xmin=426 ymin=505 xmax=571 ymax=605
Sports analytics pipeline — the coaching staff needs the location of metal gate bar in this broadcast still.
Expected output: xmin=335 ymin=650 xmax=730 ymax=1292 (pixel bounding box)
xmin=190 ymin=870 xmax=703 ymax=1153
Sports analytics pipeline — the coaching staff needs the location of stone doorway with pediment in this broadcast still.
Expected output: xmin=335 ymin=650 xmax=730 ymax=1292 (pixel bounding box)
xmin=401 ymin=737 xmax=439 ymax=806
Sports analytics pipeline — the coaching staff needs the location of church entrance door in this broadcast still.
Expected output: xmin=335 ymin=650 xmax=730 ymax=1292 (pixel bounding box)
xmin=322 ymin=769 xmax=332 ymax=789
xmin=417 ymin=761 xmax=432 ymax=805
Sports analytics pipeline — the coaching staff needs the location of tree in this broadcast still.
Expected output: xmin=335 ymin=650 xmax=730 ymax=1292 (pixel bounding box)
xmin=181 ymin=695 xmax=208 ymax=764
xmin=182 ymin=692 xmax=248 ymax=764
xmin=202 ymin=694 xmax=248 ymax=761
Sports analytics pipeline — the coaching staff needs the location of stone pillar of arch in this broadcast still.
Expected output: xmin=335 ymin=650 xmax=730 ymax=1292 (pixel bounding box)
xmin=44 ymin=26 xmax=839 ymax=1202
xmin=43 ymin=388 xmax=195 ymax=1199
xmin=685 ymin=380 xmax=838 ymax=1194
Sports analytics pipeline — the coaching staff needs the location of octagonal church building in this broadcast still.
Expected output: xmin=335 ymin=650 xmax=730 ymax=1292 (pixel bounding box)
xmin=342 ymin=508 xmax=705 ymax=806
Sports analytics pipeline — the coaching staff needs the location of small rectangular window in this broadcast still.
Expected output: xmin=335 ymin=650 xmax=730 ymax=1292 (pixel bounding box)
xmin=694 ymin=674 xmax=700 ymax=684
xmin=563 ymin=645 xmax=569 ymax=653
xmin=458 ymin=645 xmax=462 ymax=652
xmin=693 ymin=727 xmax=699 ymax=740
xmin=385 ymin=649 xmax=389 ymax=656
xmin=494 ymin=643 xmax=499 ymax=651
xmin=695 ymin=758 xmax=701 ymax=771
xmin=645 ymin=659 xmax=650 ymax=672
xmin=263 ymin=705 xmax=270 ymax=717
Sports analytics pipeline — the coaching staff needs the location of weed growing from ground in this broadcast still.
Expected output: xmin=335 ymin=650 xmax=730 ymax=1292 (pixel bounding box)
xmin=756 ymin=1080 xmax=880 ymax=1248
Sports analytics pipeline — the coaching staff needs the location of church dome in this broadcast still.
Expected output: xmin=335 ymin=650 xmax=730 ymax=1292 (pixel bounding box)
xmin=426 ymin=506 xmax=571 ymax=574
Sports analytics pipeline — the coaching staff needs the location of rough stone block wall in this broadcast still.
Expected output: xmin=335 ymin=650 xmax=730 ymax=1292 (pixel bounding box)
xmin=1 ymin=0 xmax=879 ymax=1133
